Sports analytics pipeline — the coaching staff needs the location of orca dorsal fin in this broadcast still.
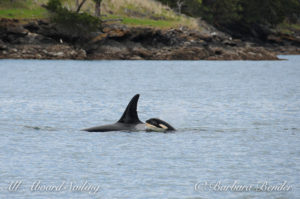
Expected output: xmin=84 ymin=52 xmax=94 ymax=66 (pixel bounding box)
xmin=118 ymin=94 xmax=142 ymax=124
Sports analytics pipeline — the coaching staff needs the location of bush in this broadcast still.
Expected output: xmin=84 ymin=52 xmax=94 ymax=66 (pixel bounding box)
xmin=46 ymin=0 xmax=101 ymax=39
xmin=53 ymin=8 xmax=101 ymax=33
xmin=46 ymin=0 xmax=62 ymax=12
xmin=201 ymin=0 xmax=242 ymax=25
xmin=158 ymin=0 xmax=300 ymax=27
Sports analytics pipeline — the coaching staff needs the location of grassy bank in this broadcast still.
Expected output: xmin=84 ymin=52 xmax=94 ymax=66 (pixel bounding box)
xmin=0 ymin=0 xmax=48 ymax=19
xmin=0 ymin=0 xmax=198 ymax=29
xmin=0 ymin=8 xmax=48 ymax=19
xmin=277 ymin=22 xmax=300 ymax=35
xmin=102 ymin=15 xmax=197 ymax=29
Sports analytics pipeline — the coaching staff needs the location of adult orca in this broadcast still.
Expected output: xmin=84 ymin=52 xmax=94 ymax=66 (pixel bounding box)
xmin=82 ymin=94 xmax=145 ymax=132
xmin=82 ymin=94 xmax=176 ymax=132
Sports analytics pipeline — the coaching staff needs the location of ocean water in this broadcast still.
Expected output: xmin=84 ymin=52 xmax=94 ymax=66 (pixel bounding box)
xmin=0 ymin=56 xmax=299 ymax=199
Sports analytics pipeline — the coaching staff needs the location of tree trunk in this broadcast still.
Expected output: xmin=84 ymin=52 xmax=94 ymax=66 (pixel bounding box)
xmin=76 ymin=0 xmax=87 ymax=13
xmin=95 ymin=0 xmax=101 ymax=17
xmin=177 ymin=0 xmax=184 ymax=14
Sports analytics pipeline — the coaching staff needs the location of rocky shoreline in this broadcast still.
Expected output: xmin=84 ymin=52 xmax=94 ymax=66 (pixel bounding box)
xmin=0 ymin=18 xmax=299 ymax=60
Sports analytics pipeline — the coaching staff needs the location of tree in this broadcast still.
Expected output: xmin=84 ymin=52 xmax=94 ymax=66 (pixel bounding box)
xmin=156 ymin=0 xmax=299 ymax=27
xmin=282 ymin=0 xmax=300 ymax=23
xmin=93 ymin=0 xmax=102 ymax=17
xmin=46 ymin=0 xmax=102 ymax=40
xmin=156 ymin=0 xmax=202 ymax=16
xmin=201 ymin=0 xmax=242 ymax=25
xmin=46 ymin=0 xmax=62 ymax=12
xmin=76 ymin=0 xmax=87 ymax=13
xmin=240 ymin=0 xmax=285 ymax=26
xmin=176 ymin=0 xmax=184 ymax=14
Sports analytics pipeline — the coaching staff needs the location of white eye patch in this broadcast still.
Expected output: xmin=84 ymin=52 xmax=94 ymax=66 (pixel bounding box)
xmin=159 ymin=124 xmax=168 ymax=129
xmin=146 ymin=123 xmax=166 ymax=132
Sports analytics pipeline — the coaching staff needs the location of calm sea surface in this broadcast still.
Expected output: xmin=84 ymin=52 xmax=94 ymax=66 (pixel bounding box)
xmin=0 ymin=56 xmax=299 ymax=199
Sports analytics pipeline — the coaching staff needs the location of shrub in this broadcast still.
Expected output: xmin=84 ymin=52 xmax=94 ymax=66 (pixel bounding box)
xmin=46 ymin=0 xmax=101 ymax=39
xmin=46 ymin=0 xmax=62 ymax=12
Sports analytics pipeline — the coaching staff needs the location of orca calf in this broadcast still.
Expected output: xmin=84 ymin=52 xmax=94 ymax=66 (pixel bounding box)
xmin=145 ymin=118 xmax=175 ymax=132
xmin=82 ymin=94 xmax=175 ymax=132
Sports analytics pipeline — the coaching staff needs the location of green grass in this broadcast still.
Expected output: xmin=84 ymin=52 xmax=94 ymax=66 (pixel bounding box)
xmin=103 ymin=15 xmax=180 ymax=28
xmin=0 ymin=0 xmax=28 ymax=8
xmin=122 ymin=17 xmax=179 ymax=28
xmin=288 ymin=23 xmax=300 ymax=31
xmin=103 ymin=15 xmax=198 ymax=29
xmin=0 ymin=8 xmax=48 ymax=19
xmin=277 ymin=22 xmax=300 ymax=35
xmin=0 ymin=0 xmax=48 ymax=19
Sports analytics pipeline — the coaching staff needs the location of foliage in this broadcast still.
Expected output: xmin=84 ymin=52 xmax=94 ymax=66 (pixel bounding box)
xmin=241 ymin=0 xmax=284 ymax=26
xmin=46 ymin=0 xmax=62 ymax=12
xmin=282 ymin=0 xmax=300 ymax=23
xmin=201 ymin=0 xmax=242 ymax=25
xmin=46 ymin=0 xmax=101 ymax=38
xmin=156 ymin=0 xmax=202 ymax=16
xmin=52 ymin=7 xmax=101 ymax=32
xmin=157 ymin=0 xmax=300 ymax=27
